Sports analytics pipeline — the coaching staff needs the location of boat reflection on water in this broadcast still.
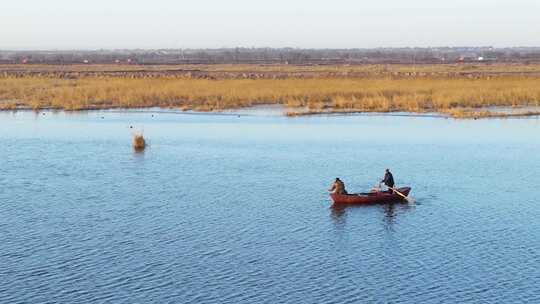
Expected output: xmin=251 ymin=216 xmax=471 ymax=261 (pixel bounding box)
xmin=330 ymin=203 xmax=348 ymax=226
xmin=330 ymin=202 xmax=413 ymax=230
xmin=382 ymin=203 xmax=397 ymax=231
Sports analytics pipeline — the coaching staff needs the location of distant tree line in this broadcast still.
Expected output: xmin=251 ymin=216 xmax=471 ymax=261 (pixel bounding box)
xmin=1 ymin=47 xmax=540 ymax=65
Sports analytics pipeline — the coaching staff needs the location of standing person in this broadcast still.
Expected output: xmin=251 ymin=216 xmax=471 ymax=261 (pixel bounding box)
xmin=381 ymin=169 xmax=395 ymax=193
xmin=328 ymin=178 xmax=347 ymax=195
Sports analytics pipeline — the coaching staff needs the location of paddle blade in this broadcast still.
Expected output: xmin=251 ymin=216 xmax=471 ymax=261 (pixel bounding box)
xmin=405 ymin=196 xmax=416 ymax=204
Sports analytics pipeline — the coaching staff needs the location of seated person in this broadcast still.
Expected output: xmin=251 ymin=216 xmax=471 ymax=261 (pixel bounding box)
xmin=328 ymin=178 xmax=347 ymax=194
xmin=381 ymin=169 xmax=395 ymax=193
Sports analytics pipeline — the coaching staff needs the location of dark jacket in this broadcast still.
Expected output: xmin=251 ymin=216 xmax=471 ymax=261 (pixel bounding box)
xmin=382 ymin=172 xmax=395 ymax=187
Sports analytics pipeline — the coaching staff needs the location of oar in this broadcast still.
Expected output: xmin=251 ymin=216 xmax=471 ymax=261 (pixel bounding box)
xmin=388 ymin=186 xmax=415 ymax=203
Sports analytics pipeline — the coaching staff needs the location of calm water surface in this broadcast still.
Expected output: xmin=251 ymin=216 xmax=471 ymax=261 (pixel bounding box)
xmin=1 ymin=110 xmax=540 ymax=303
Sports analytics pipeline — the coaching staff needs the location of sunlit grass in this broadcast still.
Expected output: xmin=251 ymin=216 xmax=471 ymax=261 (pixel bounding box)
xmin=1 ymin=64 xmax=540 ymax=118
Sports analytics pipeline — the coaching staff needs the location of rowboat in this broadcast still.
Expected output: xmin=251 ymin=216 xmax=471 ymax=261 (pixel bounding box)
xmin=330 ymin=187 xmax=411 ymax=205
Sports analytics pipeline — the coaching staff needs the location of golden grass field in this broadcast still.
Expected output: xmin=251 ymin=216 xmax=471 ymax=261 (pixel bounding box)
xmin=1 ymin=64 xmax=540 ymax=118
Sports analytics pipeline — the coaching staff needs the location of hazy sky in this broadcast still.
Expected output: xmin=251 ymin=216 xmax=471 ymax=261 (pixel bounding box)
xmin=2 ymin=0 xmax=539 ymax=49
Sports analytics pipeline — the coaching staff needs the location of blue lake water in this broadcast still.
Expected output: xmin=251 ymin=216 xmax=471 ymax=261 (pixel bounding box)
xmin=1 ymin=110 xmax=540 ymax=303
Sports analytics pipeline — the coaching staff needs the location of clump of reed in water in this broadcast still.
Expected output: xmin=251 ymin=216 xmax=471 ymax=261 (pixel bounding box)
xmin=132 ymin=133 xmax=146 ymax=151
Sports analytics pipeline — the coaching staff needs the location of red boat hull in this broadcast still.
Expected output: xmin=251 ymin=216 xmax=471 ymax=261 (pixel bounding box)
xmin=330 ymin=187 xmax=411 ymax=205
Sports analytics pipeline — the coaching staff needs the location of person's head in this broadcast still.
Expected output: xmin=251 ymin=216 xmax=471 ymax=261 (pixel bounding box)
xmin=335 ymin=177 xmax=340 ymax=182
xmin=385 ymin=169 xmax=390 ymax=173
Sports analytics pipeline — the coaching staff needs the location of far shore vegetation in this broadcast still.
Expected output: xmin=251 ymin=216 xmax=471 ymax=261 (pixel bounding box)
xmin=1 ymin=63 xmax=540 ymax=118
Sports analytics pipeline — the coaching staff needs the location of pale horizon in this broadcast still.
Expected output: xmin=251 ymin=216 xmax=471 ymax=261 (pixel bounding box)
xmin=2 ymin=0 xmax=540 ymax=50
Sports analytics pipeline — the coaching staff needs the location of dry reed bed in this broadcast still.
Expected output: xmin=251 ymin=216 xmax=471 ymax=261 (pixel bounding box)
xmin=132 ymin=133 xmax=146 ymax=151
xmin=3 ymin=64 xmax=540 ymax=80
xmin=4 ymin=63 xmax=540 ymax=73
xmin=1 ymin=75 xmax=540 ymax=118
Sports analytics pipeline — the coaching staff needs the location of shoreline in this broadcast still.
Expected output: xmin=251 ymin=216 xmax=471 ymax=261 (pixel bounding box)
xmin=2 ymin=104 xmax=540 ymax=120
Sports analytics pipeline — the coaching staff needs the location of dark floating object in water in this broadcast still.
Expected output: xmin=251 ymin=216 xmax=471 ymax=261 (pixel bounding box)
xmin=129 ymin=126 xmax=133 ymax=129
xmin=132 ymin=134 xmax=146 ymax=151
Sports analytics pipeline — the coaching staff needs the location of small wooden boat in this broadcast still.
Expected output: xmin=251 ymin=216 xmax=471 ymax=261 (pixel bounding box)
xmin=330 ymin=187 xmax=411 ymax=205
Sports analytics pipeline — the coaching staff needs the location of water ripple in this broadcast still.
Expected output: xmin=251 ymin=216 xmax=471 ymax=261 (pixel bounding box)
xmin=2 ymin=112 xmax=540 ymax=303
